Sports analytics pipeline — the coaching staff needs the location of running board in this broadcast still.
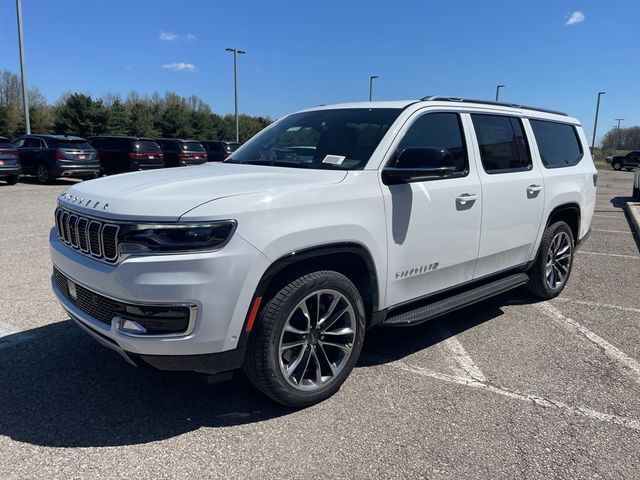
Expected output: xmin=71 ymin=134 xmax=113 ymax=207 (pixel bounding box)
xmin=383 ymin=272 xmax=529 ymax=327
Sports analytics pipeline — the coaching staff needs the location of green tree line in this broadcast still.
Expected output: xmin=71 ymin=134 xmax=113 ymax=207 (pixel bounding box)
xmin=0 ymin=69 xmax=272 ymax=142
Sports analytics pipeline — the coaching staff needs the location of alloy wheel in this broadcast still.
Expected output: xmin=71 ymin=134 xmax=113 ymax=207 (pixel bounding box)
xmin=278 ymin=289 xmax=356 ymax=392
xmin=37 ymin=165 xmax=49 ymax=184
xmin=545 ymin=231 xmax=572 ymax=290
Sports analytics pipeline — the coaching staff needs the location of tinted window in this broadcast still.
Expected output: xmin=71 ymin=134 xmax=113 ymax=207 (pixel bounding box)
xmin=24 ymin=138 xmax=42 ymax=148
xmin=134 ymin=140 xmax=161 ymax=152
xmin=394 ymin=112 xmax=468 ymax=173
xmin=471 ymin=114 xmax=532 ymax=173
xmin=203 ymin=142 xmax=223 ymax=152
xmin=180 ymin=142 xmax=205 ymax=152
xmin=12 ymin=138 xmax=25 ymax=147
xmin=228 ymin=108 xmax=401 ymax=170
xmin=53 ymin=139 xmax=92 ymax=150
xmin=529 ymin=120 xmax=583 ymax=168
xmin=159 ymin=141 xmax=177 ymax=151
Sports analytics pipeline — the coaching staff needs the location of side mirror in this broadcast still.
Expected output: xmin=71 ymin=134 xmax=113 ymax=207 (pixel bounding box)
xmin=381 ymin=147 xmax=458 ymax=185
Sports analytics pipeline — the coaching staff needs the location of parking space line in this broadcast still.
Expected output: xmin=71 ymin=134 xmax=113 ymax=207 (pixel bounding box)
xmin=393 ymin=362 xmax=640 ymax=431
xmin=576 ymin=251 xmax=639 ymax=259
xmin=592 ymin=228 xmax=633 ymax=234
xmin=592 ymin=214 xmax=625 ymax=218
xmin=0 ymin=323 xmax=33 ymax=351
xmin=537 ymin=303 xmax=640 ymax=385
xmin=439 ymin=333 xmax=487 ymax=382
xmin=554 ymin=298 xmax=640 ymax=315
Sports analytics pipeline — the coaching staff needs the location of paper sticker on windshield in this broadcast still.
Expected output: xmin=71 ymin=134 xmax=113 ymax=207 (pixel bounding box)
xmin=322 ymin=155 xmax=346 ymax=165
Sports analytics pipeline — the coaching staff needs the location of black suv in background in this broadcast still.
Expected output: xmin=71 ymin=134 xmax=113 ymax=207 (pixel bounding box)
xmin=607 ymin=151 xmax=640 ymax=171
xmin=13 ymin=135 xmax=100 ymax=184
xmin=200 ymin=141 xmax=240 ymax=162
xmin=89 ymin=136 xmax=164 ymax=175
xmin=0 ymin=136 xmax=21 ymax=185
xmin=154 ymin=138 xmax=207 ymax=167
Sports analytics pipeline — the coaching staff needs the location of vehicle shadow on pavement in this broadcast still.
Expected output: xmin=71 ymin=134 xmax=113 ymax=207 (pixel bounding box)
xmin=0 ymin=291 xmax=538 ymax=448
xmin=17 ymin=177 xmax=80 ymax=186
xmin=360 ymin=290 xmax=539 ymax=367
xmin=0 ymin=320 xmax=290 ymax=448
xmin=611 ymin=196 xmax=640 ymax=250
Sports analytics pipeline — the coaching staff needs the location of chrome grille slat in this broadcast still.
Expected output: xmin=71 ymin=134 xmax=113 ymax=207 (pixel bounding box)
xmin=54 ymin=207 xmax=119 ymax=264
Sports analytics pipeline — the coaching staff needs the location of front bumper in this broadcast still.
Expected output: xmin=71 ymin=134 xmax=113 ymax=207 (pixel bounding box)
xmin=50 ymin=228 xmax=270 ymax=362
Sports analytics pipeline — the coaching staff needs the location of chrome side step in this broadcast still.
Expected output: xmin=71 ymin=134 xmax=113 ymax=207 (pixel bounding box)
xmin=383 ymin=272 xmax=529 ymax=327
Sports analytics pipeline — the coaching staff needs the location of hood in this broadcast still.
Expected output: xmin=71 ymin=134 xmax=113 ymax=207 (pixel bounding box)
xmin=57 ymin=163 xmax=348 ymax=221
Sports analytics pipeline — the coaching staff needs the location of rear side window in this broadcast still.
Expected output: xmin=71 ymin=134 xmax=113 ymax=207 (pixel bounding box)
xmin=471 ymin=114 xmax=532 ymax=173
xmin=53 ymin=139 xmax=92 ymax=150
xmin=181 ymin=142 xmax=205 ymax=152
xmin=394 ymin=112 xmax=468 ymax=174
xmin=529 ymin=120 xmax=583 ymax=168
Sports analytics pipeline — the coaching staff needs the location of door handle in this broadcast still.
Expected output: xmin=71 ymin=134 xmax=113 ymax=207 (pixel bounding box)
xmin=456 ymin=193 xmax=478 ymax=205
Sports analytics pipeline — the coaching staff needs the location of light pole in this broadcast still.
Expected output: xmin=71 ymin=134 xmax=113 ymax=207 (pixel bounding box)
xmin=591 ymin=91 xmax=606 ymax=150
xmin=369 ymin=75 xmax=379 ymax=101
xmin=495 ymin=84 xmax=505 ymax=102
xmin=614 ymin=118 xmax=624 ymax=150
xmin=225 ymin=48 xmax=246 ymax=143
xmin=16 ymin=0 xmax=30 ymax=134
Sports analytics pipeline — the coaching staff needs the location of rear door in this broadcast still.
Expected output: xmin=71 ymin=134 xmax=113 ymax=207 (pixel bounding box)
xmin=469 ymin=113 xmax=545 ymax=279
xmin=382 ymin=110 xmax=482 ymax=307
xmin=16 ymin=138 xmax=40 ymax=173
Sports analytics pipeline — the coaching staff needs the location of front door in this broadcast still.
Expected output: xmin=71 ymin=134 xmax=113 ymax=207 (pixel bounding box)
xmin=381 ymin=111 xmax=482 ymax=308
xmin=468 ymin=114 xmax=545 ymax=279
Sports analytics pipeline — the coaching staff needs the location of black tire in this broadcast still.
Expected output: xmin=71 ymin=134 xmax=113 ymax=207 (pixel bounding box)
xmin=36 ymin=164 xmax=54 ymax=185
xmin=5 ymin=175 xmax=19 ymax=185
xmin=244 ymin=270 xmax=366 ymax=407
xmin=612 ymin=162 xmax=622 ymax=171
xmin=633 ymin=186 xmax=640 ymax=200
xmin=526 ymin=221 xmax=574 ymax=299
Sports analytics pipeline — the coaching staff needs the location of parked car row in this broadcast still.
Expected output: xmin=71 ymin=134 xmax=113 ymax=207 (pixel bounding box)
xmin=0 ymin=134 xmax=241 ymax=184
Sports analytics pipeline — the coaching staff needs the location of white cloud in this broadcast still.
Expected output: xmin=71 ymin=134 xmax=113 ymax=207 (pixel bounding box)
xmin=185 ymin=34 xmax=197 ymax=42
xmin=162 ymin=62 xmax=199 ymax=72
xmin=159 ymin=32 xmax=178 ymax=41
xmin=565 ymin=10 xmax=585 ymax=26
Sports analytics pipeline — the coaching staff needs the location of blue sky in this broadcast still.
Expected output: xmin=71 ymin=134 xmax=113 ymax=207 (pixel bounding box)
xmin=0 ymin=0 xmax=638 ymax=142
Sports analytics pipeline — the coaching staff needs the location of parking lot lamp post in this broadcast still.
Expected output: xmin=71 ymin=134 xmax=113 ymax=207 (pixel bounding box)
xmin=369 ymin=75 xmax=379 ymax=101
xmin=225 ymin=48 xmax=246 ymax=143
xmin=591 ymin=91 xmax=606 ymax=150
xmin=614 ymin=118 xmax=624 ymax=150
xmin=16 ymin=0 xmax=30 ymax=134
xmin=495 ymin=84 xmax=505 ymax=102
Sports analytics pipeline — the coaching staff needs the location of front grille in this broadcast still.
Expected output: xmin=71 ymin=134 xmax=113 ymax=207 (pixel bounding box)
xmin=55 ymin=207 xmax=119 ymax=263
xmin=53 ymin=267 xmax=119 ymax=326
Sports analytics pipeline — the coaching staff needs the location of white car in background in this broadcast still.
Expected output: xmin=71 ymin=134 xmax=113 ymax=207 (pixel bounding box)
xmin=50 ymin=96 xmax=597 ymax=407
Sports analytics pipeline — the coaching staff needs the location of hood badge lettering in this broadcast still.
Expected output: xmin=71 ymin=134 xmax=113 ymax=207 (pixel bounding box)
xmin=59 ymin=192 xmax=109 ymax=211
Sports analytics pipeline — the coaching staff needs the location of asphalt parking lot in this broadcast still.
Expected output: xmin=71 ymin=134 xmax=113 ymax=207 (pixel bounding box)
xmin=0 ymin=170 xmax=639 ymax=479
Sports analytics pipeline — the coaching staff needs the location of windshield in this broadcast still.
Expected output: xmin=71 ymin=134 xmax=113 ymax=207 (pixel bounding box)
xmin=227 ymin=108 xmax=401 ymax=170
xmin=181 ymin=142 xmax=205 ymax=152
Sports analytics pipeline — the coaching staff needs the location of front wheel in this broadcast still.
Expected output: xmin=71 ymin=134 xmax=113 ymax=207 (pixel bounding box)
xmin=612 ymin=162 xmax=622 ymax=171
xmin=526 ymin=221 xmax=574 ymax=299
xmin=244 ymin=271 xmax=366 ymax=407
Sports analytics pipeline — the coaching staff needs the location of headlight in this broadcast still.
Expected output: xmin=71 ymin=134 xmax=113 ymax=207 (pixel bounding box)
xmin=119 ymin=220 xmax=237 ymax=254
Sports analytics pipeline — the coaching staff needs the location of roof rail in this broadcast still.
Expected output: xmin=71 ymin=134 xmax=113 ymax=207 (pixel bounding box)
xmin=420 ymin=96 xmax=567 ymax=116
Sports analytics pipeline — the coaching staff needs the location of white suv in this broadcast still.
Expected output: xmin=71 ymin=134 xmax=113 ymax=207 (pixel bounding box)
xmin=50 ymin=97 xmax=597 ymax=406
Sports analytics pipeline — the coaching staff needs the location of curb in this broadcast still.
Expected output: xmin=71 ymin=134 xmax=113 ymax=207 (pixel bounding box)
xmin=625 ymin=201 xmax=640 ymax=237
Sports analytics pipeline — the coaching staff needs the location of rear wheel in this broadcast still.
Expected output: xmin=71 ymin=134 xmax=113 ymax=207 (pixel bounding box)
xmin=244 ymin=270 xmax=366 ymax=407
xmin=612 ymin=161 xmax=622 ymax=171
xmin=36 ymin=164 xmax=54 ymax=184
xmin=526 ymin=221 xmax=574 ymax=299
xmin=5 ymin=175 xmax=19 ymax=185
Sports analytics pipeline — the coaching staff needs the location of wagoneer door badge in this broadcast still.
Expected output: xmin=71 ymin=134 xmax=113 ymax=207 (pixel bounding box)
xmin=395 ymin=262 xmax=439 ymax=280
